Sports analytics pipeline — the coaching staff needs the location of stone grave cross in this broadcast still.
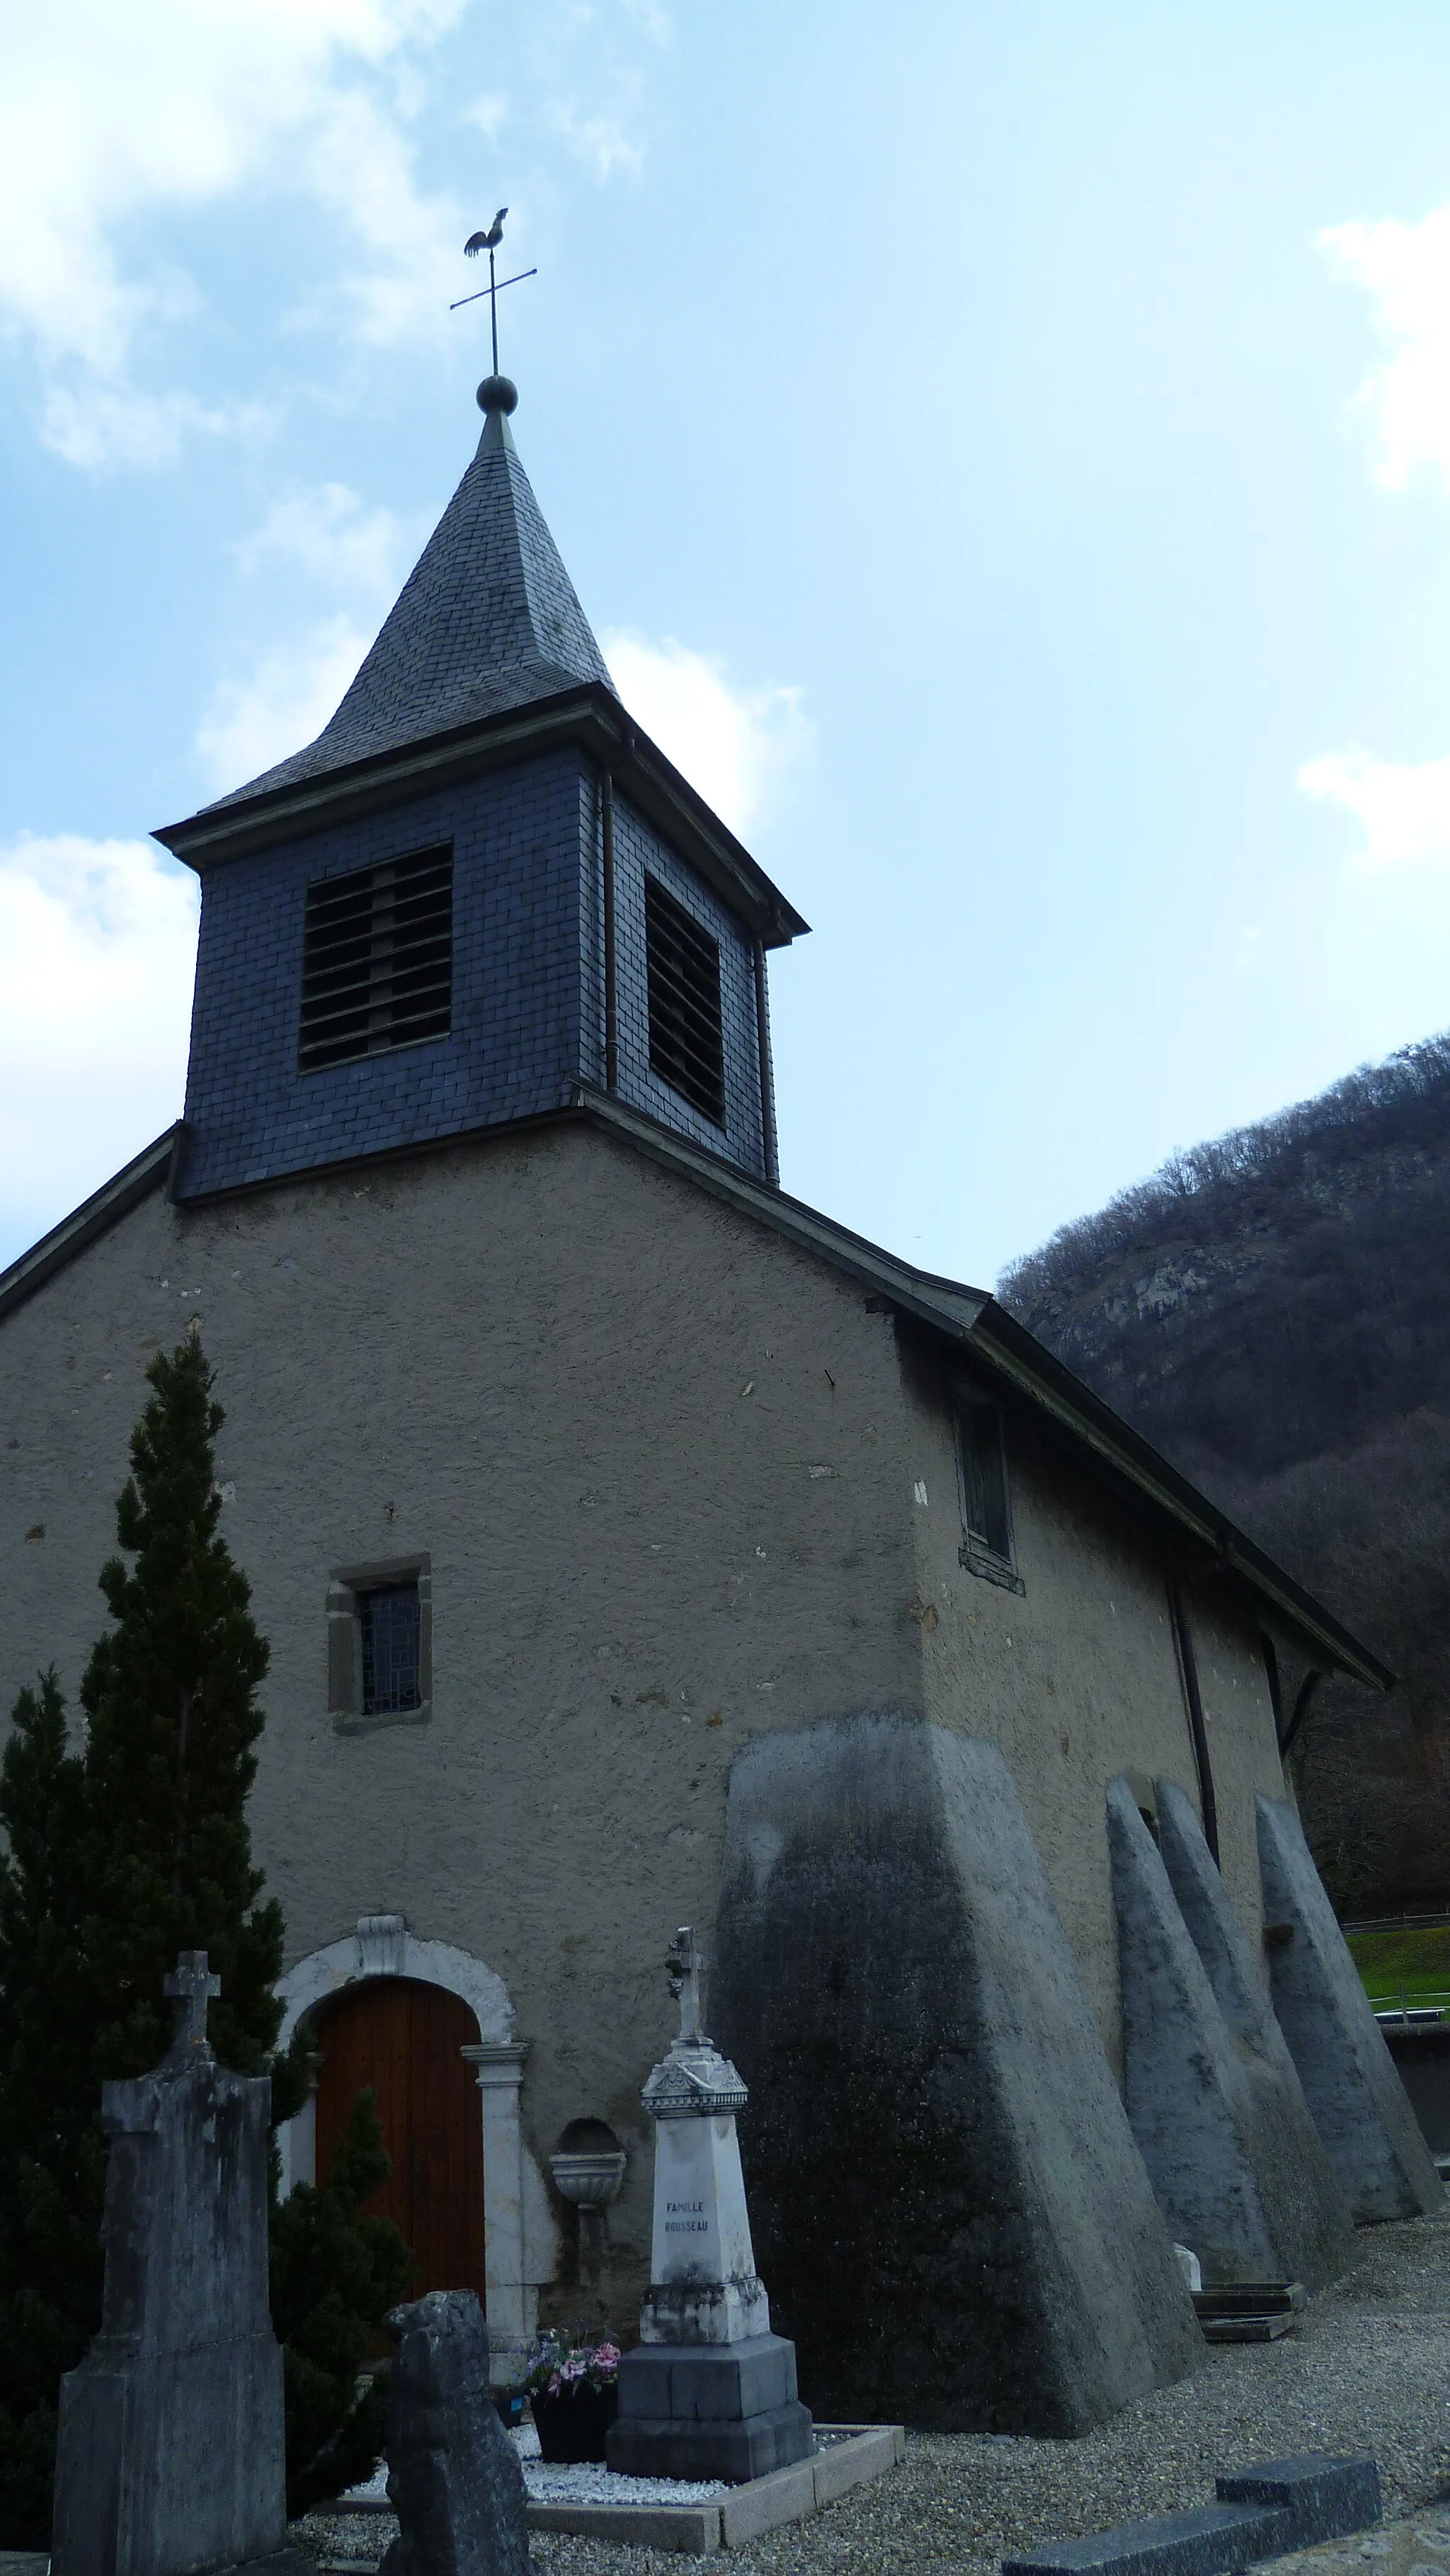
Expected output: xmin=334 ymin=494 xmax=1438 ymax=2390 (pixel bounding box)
xmin=164 ymin=1949 xmax=222 ymax=2056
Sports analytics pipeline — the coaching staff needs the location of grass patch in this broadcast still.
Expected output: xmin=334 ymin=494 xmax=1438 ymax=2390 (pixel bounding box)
xmin=1345 ymin=1925 xmax=1450 ymax=2010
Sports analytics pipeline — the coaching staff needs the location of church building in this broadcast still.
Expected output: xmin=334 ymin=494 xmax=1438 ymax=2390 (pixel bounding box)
xmin=1 ymin=365 xmax=1432 ymax=2434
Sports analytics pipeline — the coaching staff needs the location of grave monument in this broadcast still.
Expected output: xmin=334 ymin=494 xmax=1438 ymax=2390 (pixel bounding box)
xmin=51 ymin=1953 xmax=302 ymax=2576
xmin=606 ymin=1928 xmax=814 ymax=2483
xmin=380 ymin=2291 xmax=528 ymax=2576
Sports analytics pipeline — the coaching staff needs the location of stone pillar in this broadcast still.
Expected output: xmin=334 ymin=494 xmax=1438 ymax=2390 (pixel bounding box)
xmin=52 ymin=1953 xmax=302 ymax=2576
xmin=460 ymin=2040 xmax=535 ymax=2384
xmin=607 ymin=1930 xmax=814 ymax=2484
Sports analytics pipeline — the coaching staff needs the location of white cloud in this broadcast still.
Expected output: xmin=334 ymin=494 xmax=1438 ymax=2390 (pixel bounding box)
xmin=603 ymin=632 xmax=809 ymax=837
xmin=1298 ymin=747 xmax=1450 ymax=870
xmin=462 ymin=91 xmax=508 ymax=138
xmin=237 ymin=483 xmax=408 ymax=597
xmin=549 ymin=100 xmax=645 ymax=183
xmin=195 ymin=615 xmax=375 ymax=791
xmin=1320 ymin=207 xmax=1450 ymax=491
xmin=0 ymin=0 xmax=469 ymax=465
xmin=0 ymin=836 xmax=198 ymax=1262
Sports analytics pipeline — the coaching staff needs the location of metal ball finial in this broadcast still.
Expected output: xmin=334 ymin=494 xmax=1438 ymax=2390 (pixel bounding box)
xmin=477 ymin=375 xmax=518 ymax=416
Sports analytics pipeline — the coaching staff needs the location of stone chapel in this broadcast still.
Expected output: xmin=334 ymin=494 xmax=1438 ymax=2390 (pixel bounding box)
xmin=1 ymin=367 xmax=1435 ymax=2433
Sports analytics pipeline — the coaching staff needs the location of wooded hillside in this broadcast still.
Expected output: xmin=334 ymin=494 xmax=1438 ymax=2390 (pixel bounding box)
xmin=998 ymin=1034 xmax=1450 ymax=1916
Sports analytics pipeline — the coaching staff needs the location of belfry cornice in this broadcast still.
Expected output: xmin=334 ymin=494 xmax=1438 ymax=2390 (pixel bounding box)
xmin=153 ymin=683 xmax=808 ymax=953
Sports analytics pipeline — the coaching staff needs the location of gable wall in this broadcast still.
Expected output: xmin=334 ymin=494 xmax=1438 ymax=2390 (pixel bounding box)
xmin=0 ymin=1123 xmax=920 ymax=2287
xmin=0 ymin=1122 xmax=1290 ymax=2291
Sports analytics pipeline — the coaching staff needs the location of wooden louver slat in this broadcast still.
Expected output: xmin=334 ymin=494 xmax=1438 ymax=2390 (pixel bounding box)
xmin=299 ymin=845 xmax=453 ymax=1072
xmin=644 ymin=874 xmax=726 ymax=1127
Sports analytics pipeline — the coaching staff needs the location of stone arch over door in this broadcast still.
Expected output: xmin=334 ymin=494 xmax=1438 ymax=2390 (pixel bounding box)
xmin=275 ymin=1915 xmax=550 ymax=2364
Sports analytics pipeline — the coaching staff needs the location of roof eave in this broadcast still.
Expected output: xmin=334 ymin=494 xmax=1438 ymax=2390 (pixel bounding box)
xmin=153 ymin=684 xmax=809 ymax=950
xmin=0 ymin=1127 xmax=179 ymax=1328
xmin=959 ymin=1300 xmax=1393 ymax=1691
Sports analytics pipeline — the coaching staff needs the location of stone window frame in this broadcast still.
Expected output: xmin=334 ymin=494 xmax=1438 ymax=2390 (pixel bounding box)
xmin=951 ymin=1392 xmax=1024 ymax=1597
xmin=329 ymin=1553 xmax=433 ymax=1733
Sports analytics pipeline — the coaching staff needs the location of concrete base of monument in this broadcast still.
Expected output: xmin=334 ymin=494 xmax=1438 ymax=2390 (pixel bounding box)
xmin=608 ymin=2334 xmax=814 ymax=2483
xmin=526 ymin=2423 xmax=906 ymax=2553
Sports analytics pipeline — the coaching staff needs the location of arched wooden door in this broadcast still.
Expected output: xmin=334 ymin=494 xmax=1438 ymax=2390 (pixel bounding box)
xmin=314 ymin=1977 xmax=486 ymax=2303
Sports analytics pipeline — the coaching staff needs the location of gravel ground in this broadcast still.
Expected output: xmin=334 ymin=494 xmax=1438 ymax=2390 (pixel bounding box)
xmin=295 ymin=2210 xmax=1450 ymax=2576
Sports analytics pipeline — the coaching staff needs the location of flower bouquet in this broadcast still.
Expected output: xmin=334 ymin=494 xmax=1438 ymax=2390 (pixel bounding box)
xmin=525 ymin=2331 xmax=623 ymax=2463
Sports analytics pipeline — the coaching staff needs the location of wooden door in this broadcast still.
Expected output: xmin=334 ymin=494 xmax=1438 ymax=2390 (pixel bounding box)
xmin=314 ymin=1978 xmax=486 ymax=2303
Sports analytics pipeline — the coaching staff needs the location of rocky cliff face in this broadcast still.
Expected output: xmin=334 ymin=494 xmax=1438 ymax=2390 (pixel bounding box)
xmin=998 ymin=1033 xmax=1450 ymax=1912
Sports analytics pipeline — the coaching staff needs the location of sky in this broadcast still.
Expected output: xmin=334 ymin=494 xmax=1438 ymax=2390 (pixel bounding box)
xmin=5 ymin=1 xmax=1450 ymax=1289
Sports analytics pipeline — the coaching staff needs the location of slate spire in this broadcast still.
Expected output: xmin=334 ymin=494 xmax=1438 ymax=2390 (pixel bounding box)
xmin=215 ymin=375 xmax=616 ymax=807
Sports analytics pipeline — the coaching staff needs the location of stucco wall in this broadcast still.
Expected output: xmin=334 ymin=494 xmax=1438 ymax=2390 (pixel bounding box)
xmin=897 ymin=1329 xmax=1289 ymax=2068
xmin=0 ymin=1117 xmax=1289 ymax=2311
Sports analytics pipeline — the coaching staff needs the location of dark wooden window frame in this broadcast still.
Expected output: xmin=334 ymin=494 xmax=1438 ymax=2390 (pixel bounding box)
xmin=953 ymin=1396 xmax=1024 ymax=1595
xmin=328 ymin=1553 xmax=432 ymax=1733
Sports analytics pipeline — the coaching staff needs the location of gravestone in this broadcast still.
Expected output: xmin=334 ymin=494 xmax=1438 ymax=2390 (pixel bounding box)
xmin=379 ymin=2291 xmax=528 ymax=2576
xmin=606 ymin=1928 xmax=814 ymax=2483
xmin=52 ymin=1953 xmax=302 ymax=2576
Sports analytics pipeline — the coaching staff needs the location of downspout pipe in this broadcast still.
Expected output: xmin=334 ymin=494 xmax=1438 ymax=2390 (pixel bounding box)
xmin=753 ymin=938 xmax=779 ymax=1185
xmin=1170 ymin=1578 xmax=1220 ymax=1867
xmin=600 ymin=768 xmax=618 ymax=1094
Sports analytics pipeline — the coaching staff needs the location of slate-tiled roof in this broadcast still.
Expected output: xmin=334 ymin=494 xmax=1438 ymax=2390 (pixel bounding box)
xmin=210 ymin=403 xmax=617 ymax=807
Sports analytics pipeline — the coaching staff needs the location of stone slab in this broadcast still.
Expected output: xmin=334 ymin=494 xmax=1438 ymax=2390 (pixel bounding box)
xmin=0 ymin=2556 xmax=51 ymax=2576
xmin=1216 ymin=2454 xmax=1381 ymax=2548
xmin=811 ymin=2423 xmax=903 ymax=2504
xmin=1003 ymin=2500 xmax=1292 ymax=2576
xmin=717 ymin=2459 xmax=817 ymax=2548
xmin=1199 ymin=2315 xmax=1294 ymax=2343
xmin=314 ymin=2426 xmax=902 ymax=2558
xmin=525 ymin=2501 xmax=721 ymax=2553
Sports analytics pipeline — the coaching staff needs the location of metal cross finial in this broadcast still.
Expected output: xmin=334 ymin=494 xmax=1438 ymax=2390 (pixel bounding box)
xmin=452 ymin=208 xmax=537 ymax=375
xmin=164 ymin=1950 xmax=220 ymax=2055
xmin=667 ymin=1926 xmax=704 ymax=2045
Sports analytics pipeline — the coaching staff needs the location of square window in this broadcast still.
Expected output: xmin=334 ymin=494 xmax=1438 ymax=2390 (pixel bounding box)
xmin=954 ymin=1402 xmax=1024 ymax=1594
xmin=328 ymin=1556 xmax=432 ymax=1732
xmin=359 ymin=1583 xmax=421 ymax=1714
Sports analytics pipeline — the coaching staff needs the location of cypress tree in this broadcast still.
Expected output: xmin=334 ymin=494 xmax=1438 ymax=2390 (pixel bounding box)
xmin=0 ymin=1674 xmax=99 ymax=2546
xmin=0 ymin=1333 xmax=409 ymax=2542
xmin=76 ymin=1326 xmax=294 ymax=2087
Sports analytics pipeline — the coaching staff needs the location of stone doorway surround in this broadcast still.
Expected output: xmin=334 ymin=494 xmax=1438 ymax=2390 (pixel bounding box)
xmin=275 ymin=1913 xmax=556 ymax=2373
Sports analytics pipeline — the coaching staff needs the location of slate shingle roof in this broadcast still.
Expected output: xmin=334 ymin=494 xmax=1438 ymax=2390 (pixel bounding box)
xmin=210 ymin=403 xmax=617 ymax=808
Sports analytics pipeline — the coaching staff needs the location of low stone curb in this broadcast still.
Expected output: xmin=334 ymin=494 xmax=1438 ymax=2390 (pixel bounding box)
xmin=1004 ymin=2455 xmax=1381 ymax=2576
xmin=524 ymin=2422 xmax=904 ymax=2555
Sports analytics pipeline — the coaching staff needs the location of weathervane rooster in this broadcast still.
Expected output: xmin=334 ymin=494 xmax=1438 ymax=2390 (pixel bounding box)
xmin=464 ymin=208 xmax=508 ymax=259
xmin=450 ymin=207 xmax=535 ymax=381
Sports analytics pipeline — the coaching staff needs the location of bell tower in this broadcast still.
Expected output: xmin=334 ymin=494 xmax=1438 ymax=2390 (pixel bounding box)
xmin=156 ymin=373 xmax=806 ymax=1203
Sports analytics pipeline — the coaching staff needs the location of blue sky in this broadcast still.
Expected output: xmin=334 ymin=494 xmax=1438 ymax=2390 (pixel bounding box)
xmin=6 ymin=0 xmax=1450 ymax=1287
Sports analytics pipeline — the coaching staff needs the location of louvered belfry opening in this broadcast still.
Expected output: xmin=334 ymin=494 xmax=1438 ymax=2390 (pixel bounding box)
xmin=299 ymin=844 xmax=453 ymax=1073
xmin=644 ymin=874 xmax=726 ymax=1127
